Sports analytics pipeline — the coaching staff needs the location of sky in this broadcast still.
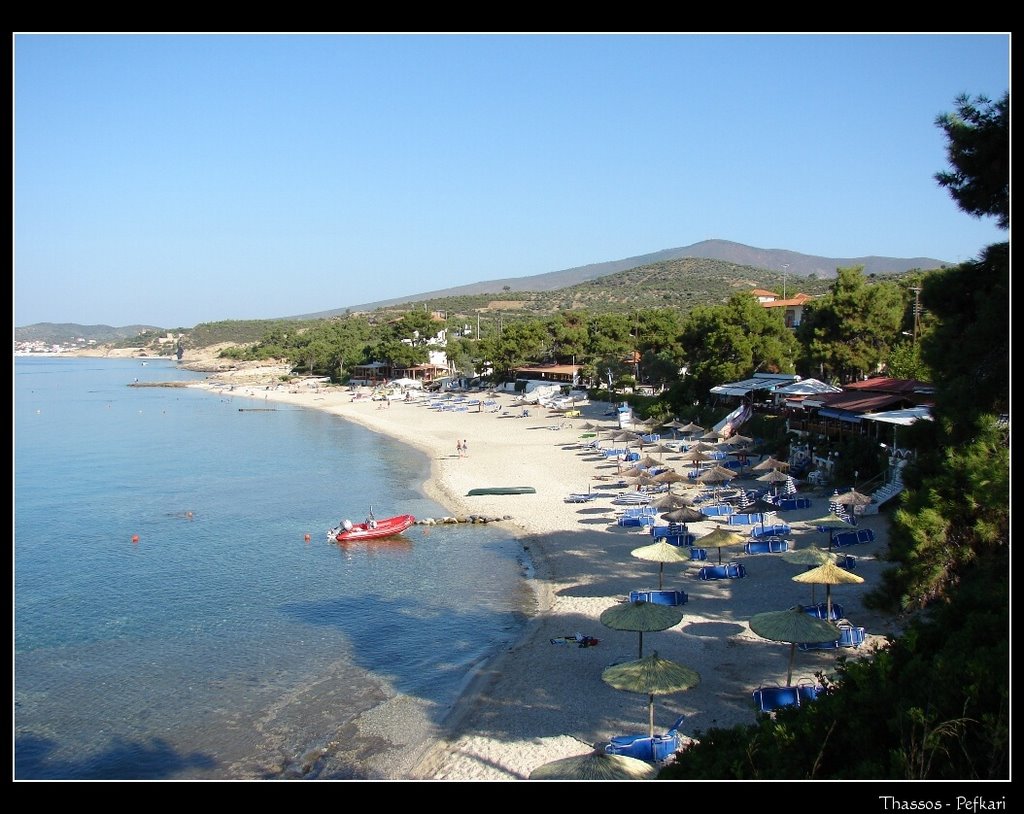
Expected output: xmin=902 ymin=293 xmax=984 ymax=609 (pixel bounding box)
xmin=13 ymin=33 xmax=1010 ymax=329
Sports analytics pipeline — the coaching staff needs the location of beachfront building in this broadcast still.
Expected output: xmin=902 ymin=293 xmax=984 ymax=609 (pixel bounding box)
xmin=709 ymin=373 xmax=803 ymax=410
xmin=755 ymin=290 xmax=815 ymax=328
xmin=512 ymin=363 xmax=584 ymax=386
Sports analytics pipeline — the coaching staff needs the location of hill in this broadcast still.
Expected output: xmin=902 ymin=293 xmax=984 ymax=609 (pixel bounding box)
xmin=293 ymin=239 xmax=951 ymax=318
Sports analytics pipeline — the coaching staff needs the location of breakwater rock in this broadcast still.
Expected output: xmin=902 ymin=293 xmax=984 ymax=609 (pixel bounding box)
xmin=415 ymin=515 xmax=514 ymax=526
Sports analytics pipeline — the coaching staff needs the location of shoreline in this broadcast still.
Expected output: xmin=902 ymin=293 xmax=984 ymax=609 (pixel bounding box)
xmin=185 ymin=367 xmax=903 ymax=781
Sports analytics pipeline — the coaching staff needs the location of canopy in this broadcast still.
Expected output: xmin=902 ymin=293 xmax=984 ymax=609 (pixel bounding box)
xmin=860 ymin=406 xmax=933 ymax=426
xmin=709 ymin=375 xmax=800 ymax=397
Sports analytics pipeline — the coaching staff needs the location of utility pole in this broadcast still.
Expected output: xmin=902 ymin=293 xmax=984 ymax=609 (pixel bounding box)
xmin=909 ymin=287 xmax=922 ymax=344
xmin=781 ymin=263 xmax=790 ymax=300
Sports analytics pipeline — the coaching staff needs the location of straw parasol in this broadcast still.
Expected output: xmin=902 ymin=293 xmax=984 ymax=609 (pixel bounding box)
xmin=695 ymin=526 xmax=746 ymax=564
xmin=600 ymin=601 xmax=684 ymax=659
xmin=782 ymin=545 xmax=843 ymax=603
xmin=756 ymin=469 xmax=791 ymax=484
xmin=602 ymin=651 xmax=700 ymax=739
xmin=652 ymin=469 xmax=686 ymax=484
xmin=631 ymin=540 xmax=691 ymax=590
xmin=749 ymin=608 xmax=842 ymax=685
xmin=803 ymin=513 xmax=856 ymax=551
xmin=650 ymin=493 xmax=694 ymax=510
xmin=719 ymin=433 xmax=754 ymax=447
xmin=831 ymin=488 xmax=873 ymax=508
xmin=752 ymin=457 xmax=790 ymax=471
xmin=661 ymin=506 xmax=704 ymax=525
xmin=530 ymin=751 xmax=657 ymax=780
xmin=676 ymin=422 xmax=704 ymax=436
xmin=792 ymin=560 xmax=864 ymax=622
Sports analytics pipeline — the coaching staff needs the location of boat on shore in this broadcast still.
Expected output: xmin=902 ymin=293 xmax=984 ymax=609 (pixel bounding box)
xmin=330 ymin=513 xmax=416 ymax=543
xmin=466 ymin=486 xmax=537 ymax=496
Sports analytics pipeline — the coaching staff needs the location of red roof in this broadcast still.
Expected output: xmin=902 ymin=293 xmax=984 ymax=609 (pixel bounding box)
xmin=842 ymin=377 xmax=934 ymax=396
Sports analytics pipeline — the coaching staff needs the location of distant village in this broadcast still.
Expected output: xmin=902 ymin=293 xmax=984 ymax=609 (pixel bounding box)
xmin=14 ymin=333 xmax=182 ymax=356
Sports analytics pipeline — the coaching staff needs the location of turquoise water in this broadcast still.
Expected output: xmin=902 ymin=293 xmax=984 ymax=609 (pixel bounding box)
xmin=14 ymin=357 xmax=532 ymax=780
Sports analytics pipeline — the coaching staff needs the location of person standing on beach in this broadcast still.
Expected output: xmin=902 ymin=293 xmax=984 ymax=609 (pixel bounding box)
xmin=457 ymin=440 xmax=463 ymax=458
xmin=462 ymin=440 xmax=468 ymax=457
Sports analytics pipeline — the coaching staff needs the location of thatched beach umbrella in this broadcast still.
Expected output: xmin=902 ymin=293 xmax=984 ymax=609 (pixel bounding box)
xmin=602 ymin=651 xmax=700 ymax=739
xmin=782 ymin=545 xmax=843 ymax=603
xmin=756 ymin=468 xmax=791 ymax=484
xmin=719 ymin=433 xmax=754 ymax=447
xmin=676 ymin=422 xmax=704 ymax=436
xmin=749 ymin=608 xmax=842 ymax=686
xmin=653 ymin=469 xmax=686 ymax=484
xmin=752 ymin=457 xmax=790 ymax=471
xmin=792 ymin=560 xmax=864 ymax=622
xmin=600 ymin=601 xmax=683 ymax=659
xmin=631 ymin=540 xmax=691 ymax=590
xmin=695 ymin=526 xmax=746 ymax=564
xmin=803 ymin=512 xmax=856 ymax=551
xmin=831 ymin=487 xmax=873 ymax=508
xmin=698 ymin=465 xmax=735 ymax=482
xmin=661 ymin=506 xmax=704 ymax=525
xmin=650 ymin=493 xmax=694 ymax=510
xmin=530 ymin=751 xmax=657 ymax=780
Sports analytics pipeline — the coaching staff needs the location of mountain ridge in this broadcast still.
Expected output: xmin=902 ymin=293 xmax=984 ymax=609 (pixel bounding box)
xmin=297 ymin=239 xmax=951 ymax=318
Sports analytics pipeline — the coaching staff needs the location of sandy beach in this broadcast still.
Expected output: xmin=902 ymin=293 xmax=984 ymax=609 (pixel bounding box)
xmin=189 ymin=367 xmax=903 ymax=781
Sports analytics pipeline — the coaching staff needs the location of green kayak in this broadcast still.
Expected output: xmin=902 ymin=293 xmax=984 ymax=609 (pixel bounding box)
xmin=466 ymin=486 xmax=537 ymax=496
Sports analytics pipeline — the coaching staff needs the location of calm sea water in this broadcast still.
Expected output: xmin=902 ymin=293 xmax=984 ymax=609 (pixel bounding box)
xmin=14 ymin=356 xmax=533 ymax=780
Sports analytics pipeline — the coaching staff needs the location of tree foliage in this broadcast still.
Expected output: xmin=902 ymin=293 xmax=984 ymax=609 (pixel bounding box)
xmin=659 ymin=550 xmax=1008 ymax=780
xmin=934 ymin=92 xmax=1009 ymax=230
xmin=796 ymin=267 xmax=905 ymax=383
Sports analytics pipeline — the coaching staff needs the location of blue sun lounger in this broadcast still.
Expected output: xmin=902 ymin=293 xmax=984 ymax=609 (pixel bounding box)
xmin=744 ymin=538 xmax=789 ymax=554
xmin=803 ymin=602 xmax=845 ymax=621
xmin=651 ymin=525 xmax=696 ymax=546
xmin=605 ymin=715 xmax=685 ymax=762
xmin=697 ymin=563 xmax=746 ymax=580
xmin=689 ymin=547 xmax=708 ymax=561
xmin=798 ymin=624 xmax=867 ymax=651
xmin=629 ymin=589 xmax=688 ymax=606
xmin=753 ymin=681 xmax=823 ymax=712
xmin=750 ymin=523 xmax=791 ymax=539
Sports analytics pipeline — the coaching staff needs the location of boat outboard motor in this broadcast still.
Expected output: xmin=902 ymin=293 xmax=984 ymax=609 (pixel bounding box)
xmin=342 ymin=519 xmax=353 ymax=532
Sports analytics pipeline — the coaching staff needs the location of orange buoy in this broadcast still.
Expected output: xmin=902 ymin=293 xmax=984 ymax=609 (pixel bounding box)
xmin=304 ymin=533 xmax=311 ymax=542
xmin=131 ymin=534 xmax=140 ymax=543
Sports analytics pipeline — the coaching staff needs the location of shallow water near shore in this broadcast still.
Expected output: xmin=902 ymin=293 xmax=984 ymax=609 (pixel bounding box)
xmin=14 ymin=356 xmax=533 ymax=780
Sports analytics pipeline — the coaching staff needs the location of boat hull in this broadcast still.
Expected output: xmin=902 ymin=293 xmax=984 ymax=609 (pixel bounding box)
xmin=334 ymin=514 xmax=416 ymax=543
xmin=466 ymin=486 xmax=536 ymax=496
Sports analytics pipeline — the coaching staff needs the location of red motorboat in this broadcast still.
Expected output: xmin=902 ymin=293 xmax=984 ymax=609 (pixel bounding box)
xmin=331 ymin=513 xmax=416 ymax=543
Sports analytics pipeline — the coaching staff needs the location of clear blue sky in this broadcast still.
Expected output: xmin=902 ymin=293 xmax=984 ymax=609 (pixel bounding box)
xmin=14 ymin=33 xmax=1009 ymax=328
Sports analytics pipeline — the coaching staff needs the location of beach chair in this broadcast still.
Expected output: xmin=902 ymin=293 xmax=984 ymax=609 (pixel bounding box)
xmin=698 ymin=563 xmax=746 ymax=580
xmin=839 ymin=554 xmax=857 ymax=570
xmin=796 ymin=680 xmax=822 ymax=704
xmin=803 ymin=602 xmax=844 ymax=621
xmin=832 ymin=530 xmax=859 ymax=548
xmin=752 ymin=685 xmax=801 ymax=712
xmin=750 ymin=523 xmax=791 ymax=539
xmin=856 ymin=528 xmax=876 ymax=544
xmin=629 ymin=589 xmax=688 ymax=606
xmin=604 ymin=716 xmax=685 ymax=762
xmin=798 ymin=624 xmax=865 ymax=651
xmin=744 ymin=538 xmax=789 ymax=555
xmin=838 ymin=624 xmax=866 ymax=647
xmin=689 ymin=547 xmax=708 ymax=561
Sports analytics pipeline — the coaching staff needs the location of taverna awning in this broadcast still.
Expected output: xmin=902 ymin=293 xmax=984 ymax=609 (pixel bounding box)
xmin=859 ymin=406 xmax=933 ymax=426
xmin=709 ymin=374 xmax=801 ymax=398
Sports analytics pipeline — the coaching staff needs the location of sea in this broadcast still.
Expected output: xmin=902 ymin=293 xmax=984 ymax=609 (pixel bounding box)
xmin=13 ymin=356 xmax=534 ymax=781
